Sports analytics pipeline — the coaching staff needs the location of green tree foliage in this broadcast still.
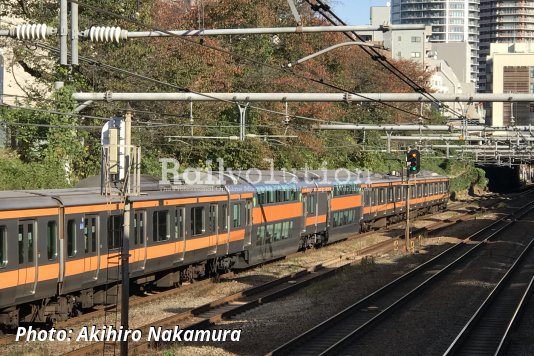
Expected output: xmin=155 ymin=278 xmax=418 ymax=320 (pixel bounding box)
xmin=0 ymin=0 xmax=484 ymax=192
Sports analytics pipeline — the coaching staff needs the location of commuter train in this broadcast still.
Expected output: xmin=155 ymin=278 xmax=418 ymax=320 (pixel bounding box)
xmin=0 ymin=170 xmax=449 ymax=329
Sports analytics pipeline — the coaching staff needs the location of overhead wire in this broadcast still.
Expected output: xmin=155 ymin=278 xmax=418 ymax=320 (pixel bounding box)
xmin=305 ymin=0 xmax=465 ymax=119
xmin=66 ymin=0 xmax=434 ymax=121
xmin=32 ymin=41 xmax=343 ymax=125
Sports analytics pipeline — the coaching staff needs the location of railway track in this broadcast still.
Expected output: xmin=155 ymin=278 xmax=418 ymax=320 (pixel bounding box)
xmin=63 ymin=238 xmax=396 ymax=355
xmin=444 ymin=239 xmax=534 ymax=355
xmin=269 ymin=199 xmax=534 ymax=356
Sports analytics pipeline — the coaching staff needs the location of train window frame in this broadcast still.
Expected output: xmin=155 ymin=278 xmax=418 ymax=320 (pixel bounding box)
xmin=232 ymin=203 xmax=242 ymax=228
xmin=67 ymin=219 xmax=77 ymax=257
xmin=208 ymin=205 xmax=217 ymax=233
xmin=134 ymin=211 xmax=146 ymax=245
xmin=83 ymin=216 xmax=98 ymax=254
xmin=153 ymin=210 xmax=170 ymax=242
xmin=0 ymin=225 xmax=6 ymax=268
xmin=281 ymin=221 xmax=290 ymax=239
xmin=307 ymin=194 xmax=316 ymax=214
xmin=220 ymin=204 xmax=228 ymax=231
xmin=107 ymin=215 xmax=123 ymax=250
xmin=47 ymin=221 xmax=57 ymax=260
xmin=191 ymin=206 xmax=205 ymax=236
xmin=380 ymin=188 xmax=386 ymax=204
xmin=175 ymin=208 xmax=185 ymax=239
xmin=27 ymin=223 xmax=34 ymax=263
xmin=388 ymin=187 xmax=394 ymax=203
xmin=256 ymin=225 xmax=265 ymax=246
xmin=274 ymin=223 xmax=283 ymax=241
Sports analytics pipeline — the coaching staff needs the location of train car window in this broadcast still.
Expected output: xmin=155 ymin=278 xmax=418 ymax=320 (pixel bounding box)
xmin=256 ymin=226 xmax=265 ymax=246
xmin=246 ymin=201 xmax=252 ymax=226
xmin=47 ymin=221 xmax=57 ymax=260
xmin=0 ymin=226 xmax=6 ymax=267
xmin=220 ymin=204 xmax=228 ymax=231
xmin=27 ymin=223 xmax=33 ymax=263
xmin=152 ymin=211 xmax=170 ymax=242
xmin=107 ymin=215 xmax=122 ymax=250
xmin=257 ymin=192 xmax=265 ymax=205
xmin=84 ymin=217 xmax=97 ymax=253
xmin=208 ymin=205 xmax=217 ymax=233
xmin=267 ymin=190 xmax=275 ymax=204
xmin=364 ymin=190 xmax=370 ymax=206
xmin=232 ymin=203 xmax=242 ymax=228
xmin=281 ymin=221 xmax=290 ymax=239
xmin=388 ymin=187 xmax=394 ymax=203
xmin=18 ymin=225 xmax=23 ymax=263
xmin=67 ymin=219 xmax=77 ymax=257
xmin=307 ymin=194 xmax=316 ymax=214
xmin=134 ymin=212 xmax=145 ymax=245
xmin=191 ymin=207 xmax=205 ymax=236
xmin=273 ymin=223 xmax=282 ymax=241
xmin=373 ymin=189 xmax=378 ymax=205
xmin=380 ymin=188 xmax=386 ymax=204
xmin=411 ymin=186 xmax=416 ymax=199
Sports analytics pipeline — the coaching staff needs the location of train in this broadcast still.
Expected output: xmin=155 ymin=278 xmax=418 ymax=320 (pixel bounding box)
xmin=0 ymin=169 xmax=449 ymax=329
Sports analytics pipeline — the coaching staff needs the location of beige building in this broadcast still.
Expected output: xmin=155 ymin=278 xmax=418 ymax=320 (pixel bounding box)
xmin=486 ymin=43 xmax=534 ymax=127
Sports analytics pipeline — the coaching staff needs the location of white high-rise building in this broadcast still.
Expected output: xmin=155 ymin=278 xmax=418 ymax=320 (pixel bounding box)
xmin=391 ymin=0 xmax=480 ymax=85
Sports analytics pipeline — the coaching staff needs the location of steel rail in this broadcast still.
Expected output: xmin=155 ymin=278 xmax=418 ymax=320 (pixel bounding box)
xmin=495 ymin=274 xmax=534 ymax=355
xmin=444 ymin=239 xmax=534 ymax=355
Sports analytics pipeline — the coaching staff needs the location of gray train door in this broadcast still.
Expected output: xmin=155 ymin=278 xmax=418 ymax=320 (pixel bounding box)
xmin=17 ymin=220 xmax=38 ymax=296
xmin=83 ymin=215 xmax=99 ymax=281
xmin=174 ymin=207 xmax=185 ymax=263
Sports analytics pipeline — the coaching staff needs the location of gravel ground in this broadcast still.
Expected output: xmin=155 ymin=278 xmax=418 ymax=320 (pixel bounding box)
xmin=0 ymin=193 xmax=502 ymax=356
xmin=348 ymin=209 xmax=534 ymax=356
xmin=157 ymin=200 xmax=515 ymax=355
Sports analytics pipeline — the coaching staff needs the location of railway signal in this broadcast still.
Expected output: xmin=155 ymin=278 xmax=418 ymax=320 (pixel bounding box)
xmin=406 ymin=149 xmax=421 ymax=175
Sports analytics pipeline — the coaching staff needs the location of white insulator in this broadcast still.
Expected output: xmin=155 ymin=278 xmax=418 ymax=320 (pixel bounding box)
xmin=15 ymin=23 xmax=48 ymax=40
xmin=88 ymin=26 xmax=123 ymax=43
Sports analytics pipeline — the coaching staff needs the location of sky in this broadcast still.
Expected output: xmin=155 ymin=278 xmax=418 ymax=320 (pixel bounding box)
xmin=331 ymin=0 xmax=389 ymax=25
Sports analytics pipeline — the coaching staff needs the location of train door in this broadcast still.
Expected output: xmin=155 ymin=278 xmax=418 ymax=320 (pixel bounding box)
xmin=132 ymin=210 xmax=147 ymax=272
xmin=83 ymin=215 xmax=99 ymax=282
xmin=17 ymin=220 xmax=37 ymax=296
xmin=174 ymin=207 xmax=185 ymax=263
xmin=208 ymin=204 xmax=218 ymax=255
xmin=244 ymin=199 xmax=253 ymax=246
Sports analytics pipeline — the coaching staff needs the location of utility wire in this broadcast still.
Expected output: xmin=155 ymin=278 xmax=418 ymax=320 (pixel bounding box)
xmin=305 ymin=0 xmax=465 ymax=119
xmin=67 ymin=0 xmax=433 ymax=121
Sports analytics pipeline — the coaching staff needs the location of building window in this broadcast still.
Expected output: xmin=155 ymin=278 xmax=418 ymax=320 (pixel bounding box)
xmin=411 ymin=36 xmax=421 ymax=42
xmin=398 ymin=35 xmax=402 ymax=41
xmin=411 ymin=52 xmax=421 ymax=58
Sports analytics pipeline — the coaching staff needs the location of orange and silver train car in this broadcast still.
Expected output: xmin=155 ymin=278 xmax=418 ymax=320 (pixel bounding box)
xmin=360 ymin=171 xmax=449 ymax=231
xmin=0 ymin=170 xmax=449 ymax=329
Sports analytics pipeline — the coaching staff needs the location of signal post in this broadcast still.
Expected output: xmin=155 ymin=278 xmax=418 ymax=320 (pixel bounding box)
xmin=405 ymin=149 xmax=420 ymax=253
